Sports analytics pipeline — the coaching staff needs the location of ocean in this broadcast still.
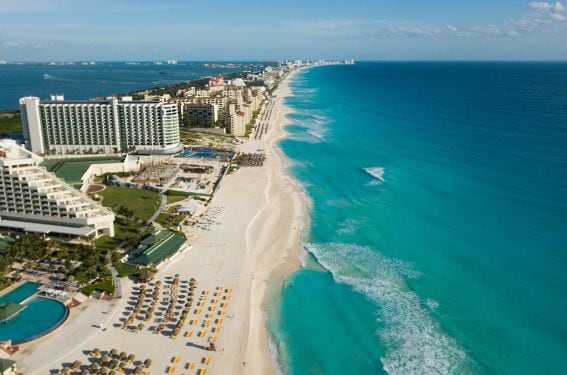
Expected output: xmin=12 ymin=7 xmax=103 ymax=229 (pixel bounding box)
xmin=0 ymin=62 xmax=258 ymax=110
xmin=268 ymin=62 xmax=567 ymax=374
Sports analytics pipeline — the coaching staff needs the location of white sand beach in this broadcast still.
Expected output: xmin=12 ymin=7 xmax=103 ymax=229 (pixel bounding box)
xmin=15 ymin=69 xmax=307 ymax=375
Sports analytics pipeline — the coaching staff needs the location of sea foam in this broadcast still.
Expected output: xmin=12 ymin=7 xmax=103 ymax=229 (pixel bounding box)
xmin=306 ymin=242 xmax=469 ymax=375
xmin=363 ymin=167 xmax=385 ymax=185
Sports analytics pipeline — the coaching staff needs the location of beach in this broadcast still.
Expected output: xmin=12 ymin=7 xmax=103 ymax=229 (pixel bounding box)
xmin=15 ymin=69 xmax=307 ymax=374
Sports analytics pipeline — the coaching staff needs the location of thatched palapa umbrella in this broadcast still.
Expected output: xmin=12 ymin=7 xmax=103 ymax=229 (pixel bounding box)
xmin=143 ymin=358 xmax=153 ymax=368
xmin=127 ymin=353 xmax=136 ymax=363
xmin=90 ymin=363 xmax=101 ymax=372
xmin=72 ymin=360 xmax=82 ymax=370
xmin=134 ymin=366 xmax=143 ymax=374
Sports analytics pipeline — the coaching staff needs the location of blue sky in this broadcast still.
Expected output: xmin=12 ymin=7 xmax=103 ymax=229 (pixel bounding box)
xmin=0 ymin=0 xmax=566 ymax=60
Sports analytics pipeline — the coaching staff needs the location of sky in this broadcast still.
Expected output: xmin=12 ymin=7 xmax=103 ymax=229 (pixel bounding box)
xmin=0 ymin=0 xmax=566 ymax=61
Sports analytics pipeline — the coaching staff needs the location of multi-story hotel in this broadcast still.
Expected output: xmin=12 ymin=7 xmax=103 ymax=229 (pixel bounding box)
xmin=19 ymin=95 xmax=182 ymax=155
xmin=0 ymin=140 xmax=115 ymax=238
xmin=182 ymin=103 xmax=219 ymax=127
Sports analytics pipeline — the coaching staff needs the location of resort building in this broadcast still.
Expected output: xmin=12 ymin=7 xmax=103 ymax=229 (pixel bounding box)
xmin=0 ymin=140 xmax=115 ymax=238
xmin=182 ymin=103 xmax=219 ymax=127
xmin=19 ymin=95 xmax=182 ymax=155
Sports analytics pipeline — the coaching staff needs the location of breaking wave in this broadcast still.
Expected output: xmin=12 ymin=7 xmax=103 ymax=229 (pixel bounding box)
xmin=306 ymin=242 xmax=470 ymax=375
xmin=363 ymin=167 xmax=385 ymax=185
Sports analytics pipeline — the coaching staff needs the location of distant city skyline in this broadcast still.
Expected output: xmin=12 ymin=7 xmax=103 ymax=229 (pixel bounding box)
xmin=1 ymin=0 xmax=567 ymax=61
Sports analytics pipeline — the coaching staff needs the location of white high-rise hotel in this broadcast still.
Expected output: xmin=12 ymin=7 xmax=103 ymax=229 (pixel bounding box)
xmin=0 ymin=140 xmax=115 ymax=238
xmin=20 ymin=95 xmax=182 ymax=155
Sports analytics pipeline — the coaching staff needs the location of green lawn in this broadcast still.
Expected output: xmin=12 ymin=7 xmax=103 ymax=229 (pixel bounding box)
xmin=0 ymin=112 xmax=23 ymax=137
xmin=41 ymin=157 xmax=123 ymax=183
xmin=166 ymin=195 xmax=188 ymax=204
xmin=81 ymin=281 xmax=115 ymax=296
xmin=99 ymin=186 xmax=161 ymax=222
xmin=155 ymin=213 xmax=185 ymax=228
xmin=113 ymin=262 xmax=139 ymax=277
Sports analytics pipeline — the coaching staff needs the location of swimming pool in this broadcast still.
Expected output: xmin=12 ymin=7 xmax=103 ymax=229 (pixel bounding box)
xmin=0 ymin=282 xmax=69 ymax=344
xmin=0 ymin=281 xmax=41 ymax=304
xmin=183 ymin=147 xmax=234 ymax=159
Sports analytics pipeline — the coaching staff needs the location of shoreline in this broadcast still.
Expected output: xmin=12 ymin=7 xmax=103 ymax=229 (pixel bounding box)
xmin=12 ymin=66 xmax=314 ymax=375
xmin=248 ymin=67 xmax=313 ymax=374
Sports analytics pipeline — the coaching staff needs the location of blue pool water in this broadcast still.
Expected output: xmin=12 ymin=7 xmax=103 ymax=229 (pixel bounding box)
xmin=0 ymin=281 xmax=41 ymax=304
xmin=268 ymin=62 xmax=567 ymax=374
xmin=0 ymin=282 xmax=68 ymax=344
xmin=183 ymin=148 xmax=234 ymax=159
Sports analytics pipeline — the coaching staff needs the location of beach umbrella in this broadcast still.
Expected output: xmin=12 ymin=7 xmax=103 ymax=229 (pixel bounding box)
xmin=127 ymin=353 xmax=136 ymax=363
xmin=72 ymin=360 xmax=82 ymax=370
xmin=119 ymin=361 xmax=127 ymax=369
xmin=81 ymin=369 xmax=90 ymax=375
xmin=143 ymin=359 xmax=152 ymax=368
xmin=100 ymin=367 xmax=110 ymax=375
xmin=119 ymin=351 xmax=128 ymax=361
xmin=134 ymin=367 xmax=143 ymax=374
xmin=138 ymin=322 xmax=145 ymax=331
xmin=101 ymin=355 xmax=111 ymax=365
xmin=61 ymin=368 xmax=71 ymax=375
xmin=90 ymin=363 xmax=101 ymax=371
xmin=109 ymin=371 xmax=117 ymax=375
xmin=109 ymin=359 xmax=119 ymax=369
xmin=92 ymin=348 xmax=101 ymax=357
xmin=109 ymin=348 xmax=118 ymax=358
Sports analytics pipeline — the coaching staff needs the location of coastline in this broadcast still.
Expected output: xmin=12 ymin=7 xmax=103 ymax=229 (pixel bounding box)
xmin=14 ymin=67 xmax=312 ymax=374
xmin=243 ymin=67 xmax=312 ymax=374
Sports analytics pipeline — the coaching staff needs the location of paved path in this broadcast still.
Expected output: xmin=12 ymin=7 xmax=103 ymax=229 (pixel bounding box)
xmin=148 ymin=193 xmax=167 ymax=224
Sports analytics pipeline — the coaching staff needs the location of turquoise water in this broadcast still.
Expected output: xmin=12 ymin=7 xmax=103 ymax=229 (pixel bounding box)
xmin=0 ymin=281 xmax=41 ymax=304
xmin=269 ymin=63 xmax=567 ymax=374
xmin=0 ymin=282 xmax=68 ymax=344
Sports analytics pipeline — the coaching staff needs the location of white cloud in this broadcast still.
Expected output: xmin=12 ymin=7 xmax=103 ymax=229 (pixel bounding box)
xmin=2 ymin=40 xmax=27 ymax=48
xmin=529 ymin=2 xmax=552 ymax=10
xmin=526 ymin=1 xmax=567 ymax=22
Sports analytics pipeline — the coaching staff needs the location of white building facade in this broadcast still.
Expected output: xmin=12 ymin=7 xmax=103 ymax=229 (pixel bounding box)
xmin=0 ymin=140 xmax=115 ymax=238
xmin=20 ymin=96 xmax=182 ymax=155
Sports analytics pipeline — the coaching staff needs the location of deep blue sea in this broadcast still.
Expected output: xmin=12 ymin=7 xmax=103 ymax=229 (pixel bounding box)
xmin=0 ymin=62 xmax=257 ymax=110
xmin=268 ymin=62 xmax=567 ymax=374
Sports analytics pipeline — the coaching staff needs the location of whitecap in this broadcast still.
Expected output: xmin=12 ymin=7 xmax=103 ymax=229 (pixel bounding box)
xmin=325 ymin=199 xmax=350 ymax=208
xmin=363 ymin=167 xmax=385 ymax=184
xmin=337 ymin=219 xmax=357 ymax=235
xmin=305 ymin=242 xmax=469 ymax=375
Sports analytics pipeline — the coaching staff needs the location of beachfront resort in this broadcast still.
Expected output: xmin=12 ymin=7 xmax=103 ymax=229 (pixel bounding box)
xmin=0 ymin=59 xmax=348 ymax=374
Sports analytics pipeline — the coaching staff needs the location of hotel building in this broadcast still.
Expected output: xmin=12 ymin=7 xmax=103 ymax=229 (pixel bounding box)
xmin=0 ymin=140 xmax=115 ymax=238
xmin=19 ymin=95 xmax=182 ymax=155
xmin=183 ymin=103 xmax=219 ymax=127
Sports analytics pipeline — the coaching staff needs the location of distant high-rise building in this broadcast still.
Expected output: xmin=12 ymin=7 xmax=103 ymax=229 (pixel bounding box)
xmin=20 ymin=96 xmax=182 ymax=155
